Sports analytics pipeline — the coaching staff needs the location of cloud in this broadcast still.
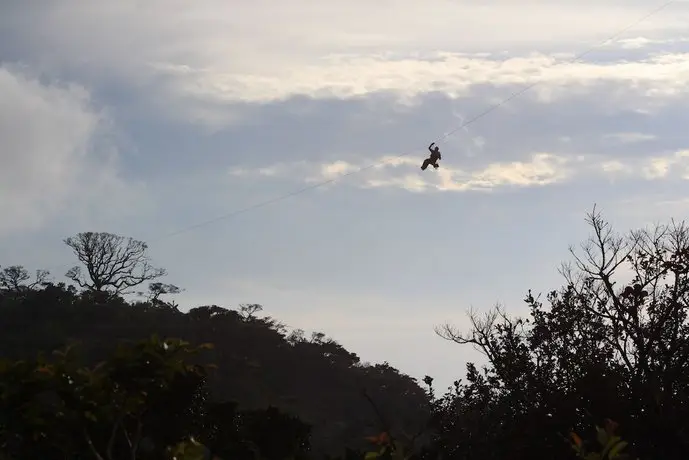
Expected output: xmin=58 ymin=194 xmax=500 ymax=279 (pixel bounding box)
xmin=617 ymin=36 xmax=689 ymax=49
xmin=143 ymin=51 xmax=689 ymax=106
xmin=0 ymin=65 xmax=144 ymax=236
xmin=5 ymin=0 xmax=689 ymax=390
xmin=603 ymin=132 xmax=657 ymax=143
xmin=320 ymin=161 xmax=361 ymax=179
xmin=228 ymin=152 xmax=574 ymax=193
xmin=6 ymin=1 xmax=683 ymax=72
xmin=586 ymin=149 xmax=689 ymax=181
xmin=5 ymin=0 xmax=689 ymax=121
xmin=641 ymin=149 xmax=689 ymax=179
xmin=227 ymin=147 xmax=689 ymax=193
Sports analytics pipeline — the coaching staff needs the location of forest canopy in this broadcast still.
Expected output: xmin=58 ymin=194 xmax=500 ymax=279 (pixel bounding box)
xmin=2 ymin=209 xmax=689 ymax=459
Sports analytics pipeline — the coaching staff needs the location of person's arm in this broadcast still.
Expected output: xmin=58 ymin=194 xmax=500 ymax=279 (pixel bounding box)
xmin=428 ymin=142 xmax=435 ymax=152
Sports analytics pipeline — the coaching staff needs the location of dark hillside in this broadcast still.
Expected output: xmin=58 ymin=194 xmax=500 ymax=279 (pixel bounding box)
xmin=0 ymin=284 xmax=430 ymax=456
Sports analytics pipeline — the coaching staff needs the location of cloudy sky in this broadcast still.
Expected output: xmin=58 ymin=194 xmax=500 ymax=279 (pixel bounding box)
xmin=3 ymin=0 xmax=689 ymax=391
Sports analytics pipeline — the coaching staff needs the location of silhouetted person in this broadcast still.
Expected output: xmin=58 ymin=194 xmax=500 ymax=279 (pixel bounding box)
xmin=421 ymin=142 xmax=442 ymax=170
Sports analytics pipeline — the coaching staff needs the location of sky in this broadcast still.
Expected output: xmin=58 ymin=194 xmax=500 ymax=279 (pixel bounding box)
xmin=3 ymin=0 xmax=689 ymax=392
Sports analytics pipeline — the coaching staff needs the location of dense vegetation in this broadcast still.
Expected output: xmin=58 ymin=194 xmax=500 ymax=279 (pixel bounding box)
xmin=2 ymin=208 xmax=689 ymax=459
xmin=0 ymin=287 xmax=429 ymax=458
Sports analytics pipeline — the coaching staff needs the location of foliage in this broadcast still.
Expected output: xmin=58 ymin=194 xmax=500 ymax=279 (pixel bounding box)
xmin=0 ymin=284 xmax=429 ymax=457
xmin=363 ymin=432 xmax=414 ymax=460
xmin=431 ymin=208 xmax=689 ymax=459
xmin=3 ymin=230 xmax=430 ymax=457
xmin=569 ymin=419 xmax=632 ymax=460
xmin=0 ymin=265 xmax=49 ymax=295
xmin=0 ymin=335 xmax=316 ymax=459
xmin=166 ymin=438 xmax=210 ymax=460
xmin=139 ymin=282 xmax=184 ymax=309
xmin=0 ymin=335 xmax=211 ymax=459
xmin=20 ymin=209 xmax=689 ymax=457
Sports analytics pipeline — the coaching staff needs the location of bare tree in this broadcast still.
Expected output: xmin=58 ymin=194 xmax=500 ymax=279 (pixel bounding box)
xmin=438 ymin=207 xmax=689 ymax=377
xmin=434 ymin=206 xmax=689 ymax=455
xmin=560 ymin=207 xmax=689 ymax=397
xmin=64 ymin=232 xmax=166 ymax=295
xmin=435 ymin=304 xmax=525 ymax=364
xmin=0 ymin=265 xmax=50 ymax=292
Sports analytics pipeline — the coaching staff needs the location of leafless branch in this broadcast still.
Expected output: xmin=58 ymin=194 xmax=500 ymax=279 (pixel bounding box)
xmin=435 ymin=305 xmax=501 ymax=363
xmin=0 ymin=265 xmax=50 ymax=292
xmin=64 ymin=232 xmax=166 ymax=296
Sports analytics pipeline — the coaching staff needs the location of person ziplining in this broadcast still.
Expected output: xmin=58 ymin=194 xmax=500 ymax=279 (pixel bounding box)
xmin=149 ymin=3 xmax=673 ymax=240
xmin=421 ymin=142 xmax=442 ymax=171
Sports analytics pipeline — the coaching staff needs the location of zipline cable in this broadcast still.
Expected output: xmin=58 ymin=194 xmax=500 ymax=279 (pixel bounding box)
xmin=435 ymin=1 xmax=674 ymax=144
xmin=154 ymin=0 xmax=674 ymax=243
xmin=27 ymin=0 xmax=675 ymax=277
xmin=27 ymin=0 xmax=676 ymax=268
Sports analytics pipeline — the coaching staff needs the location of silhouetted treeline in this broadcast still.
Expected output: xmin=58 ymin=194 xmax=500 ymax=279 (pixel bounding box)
xmin=6 ymin=209 xmax=689 ymax=459
xmin=0 ymin=283 xmax=430 ymax=457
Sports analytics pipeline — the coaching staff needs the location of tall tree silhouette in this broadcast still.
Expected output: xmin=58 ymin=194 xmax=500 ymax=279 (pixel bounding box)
xmin=433 ymin=207 xmax=689 ymax=460
xmin=64 ymin=232 xmax=166 ymax=295
xmin=0 ymin=265 xmax=49 ymax=293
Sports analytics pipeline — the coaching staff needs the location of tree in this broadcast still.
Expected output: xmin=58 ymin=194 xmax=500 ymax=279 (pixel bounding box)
xmin=64 ymin=232 xmax=166 ymax=295
xmin=0 ymin=265 xmax=49 ymax=293
xmin=137 ymin=282 xmax=184 ymax=309
xmin=238 ymin=303 xmax=263 ymax=320
xmin=432 ymin=208 xmax=689 ymax=460
xmin=147 ymin=282 xmax=181 ymax=300
xmin=0 ymin=335 xmax=318 ymax=460
xmin=0 ymin=269 xmax=432 ymax=458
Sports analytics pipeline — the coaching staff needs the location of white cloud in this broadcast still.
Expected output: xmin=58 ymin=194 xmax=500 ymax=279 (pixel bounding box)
xmin=643 ymin=149 xmax=689 ymax=179
xmin=604 ymin=132 xmax=657 ymax=143
xmin=458 ymin=153 xmax=571 ymax=189
xmin=150 ymin=51 xmax=689 ymax=104
xmin=320 ymin=161 xmax=360 ymax=179
xmin=6 ymin=1 xmax=689 ymax=113
xmin=228 ymin=149 xmax=689 ymax=193
xmin=617 ymin=36 xmax=689 ymax=49
xmin=0 ymin=65 xmax=143 ymax=236
xmin=600 ymin=160 xmax=632 ymax=176
xmin=3 ymin=1 xmax=675 ymax=67
xmin=644 ymin=157 xmax=673 ymax=178
xmin=594 ymin=149 xmax=689 ymax=180
xmin=6 ymin=0 xmax=689 ymax=390
xmin=228 ymin=152 xmax=574 ymax=192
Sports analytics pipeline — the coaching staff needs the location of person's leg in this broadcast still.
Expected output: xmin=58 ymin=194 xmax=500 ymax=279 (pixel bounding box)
xmin=421 ymin=158 xmax=430 ymax=170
